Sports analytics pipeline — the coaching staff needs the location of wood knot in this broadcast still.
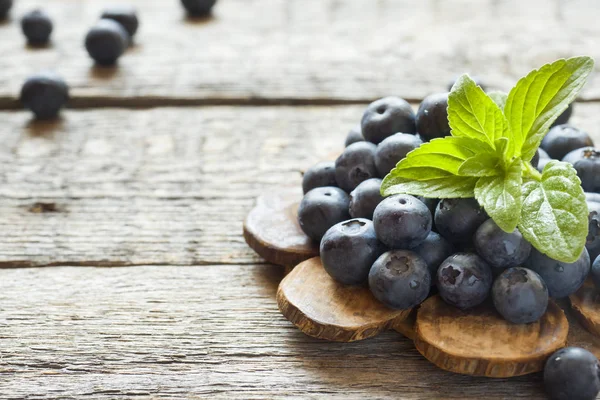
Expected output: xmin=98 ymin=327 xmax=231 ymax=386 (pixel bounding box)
xmin=28 ymin=202 xmax=61 ymax=213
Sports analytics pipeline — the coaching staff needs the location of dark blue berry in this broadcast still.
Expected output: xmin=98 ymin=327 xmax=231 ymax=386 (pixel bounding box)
xmin=101 ymin=6 xmax=139 ymax=39
xmin=21 ymin=9 xmax=52 ymax=45
xmin=544 ymin=347 xmax=600 ymax=400
xmin=368 ymin=250 xmax=431 ymax=309
xmin=302 ymin=161 xmax=337 ymax=194
xmin=373 ymin=194 xmax=431 ymax=249
xmin=374 ymin=132 xmax=422 ymax=177
xmin=551 ymin=102 xmax=574 ymax=128
xmin=538 ymin=148 xmax=550 ymax=160
xmin=563 ymin=147 xmax=600 ymax=193
xmin=434 ymin=198 xmax=487 ymax=245
xmin=474 ymin=219 xmax=531 ymax=274
xmin=361 ymin=97 xmax=416 ymax=144
xmin=345 ymin=125 xmax=364 ymax=147
xmin=525 ymin=248 xmax=589 ymax=298
xmin=591 ymin=254 xmax=600 ymax=291
xmin=349 ymin=178 xmax=383 ymax=219
xmin=586 ymin=201 xmax=600 ymax=263
xmin=181 ymin=0 xmax=217 ymax=15
xmin=537 ymin=157 xmax=553 ymax=173
xmin=0 ymin=0 xmax=12 ymax=18
xmin=20 ymin=72 xmax=69 ymax=120
xmin=437 ymin=253 xmax=493 ymax=309
xmin=334 ymin=142 xmax=378 ymax=192
xmin=320 ymin=219 xmax=385 ymax=285
xmin=416 ymin=197 xmax=439 ymax=216
xmin=541 ymin=124 xmax=593 ymax=160
xmin=85 ymin=19 xmax=129 ymax=65
xmin=412 ymin=232 xmax=454 ymax=282
xmin=297 ymin=187 xmax=350 ymax=242
xmin=492 ymin=267 xmax=548 ymax=324
xmin=415 ymin=92 xmax=450 ymax=141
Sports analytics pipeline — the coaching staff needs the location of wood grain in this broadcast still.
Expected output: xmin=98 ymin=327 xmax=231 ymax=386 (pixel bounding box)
xmin=277 ymin=257 xmax=411 ymax=342
xmin=570 ymin=279 xmax=600 ymax=337
xmin=414 ymin=296 xmax=568 ymax=378
xmin=2 ymin=0 xmax=600 ymax=107
xmin=243 ymin=195 xmax=318 ymax=268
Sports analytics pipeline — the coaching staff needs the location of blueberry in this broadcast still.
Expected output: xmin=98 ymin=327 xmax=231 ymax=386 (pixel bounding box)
xmin=374 ymin=132 xmax=422 ymax=177
xmin=435 ymin=198 xmax=487 ymax=245
xmin=373 ymin=194 xmax=431 ymax=249
xmin=538 ymin=148 xmax=550 ymax=160
xmin=544 ymin=347 xmax=600 ymax=400
xmin=551 ymin=102 xmax=574 ymax=128
xmin=349 ymin=178 xmax=383 ymax=219
xmin=21 ymin=9 xmax=53 ymax=45
xmin=531 ymin=149 xmax=540 ymax=168
xmin=320 ymin=219 xmax=385 ymax=285
xmin=537 ymin=157 xmax=552 ymax=173
xmin=302 ymin=161 xmax=337 ymax=194
xmin=415 ymin=92 xmax=450 ymax=141
xmin=85 ymin=19 xmax=129 ymax=66
xmin=591 ymin=255 xmax=600 ymax=291
xmin=297 ymin=187 xmax=350 ymax=242
xmin=334 ymin=142 xmax=378 ymax=192
xmin=368 ymin=250 xmax=431 ymax=309
xmin=586 ymin=192 xmax=600 ymax=203
xmin=448 ymin=76 xmax=486 ymax=92
xmin=416 ymin=196 xmax=439 ymax=216
xmin=20 ymin=72 xmax=69 ymax=120
xmin=0 ymin=0 xmax=12 ymax=18
xmin=361 ymin=97 xmax=416 ymax=144
xmin=345 ymin=125 xmax=364 ymax=147
xmin=412 ymin=232 xmax=454 ymax=283
xmin=101 ymin=6 xmax=139 ymax=39
xmin=562 ymin=147 xmax=600 ymax=193
xmin=541 ymin=124 xmax=593 ymax=160
xmin=474 ymin=219 xmax=531 ymax=274
xmin=492 ymin=267 xmax=548 ymax=324
xmin=181 ymin=0 xmax=217 ymax=16
xmin=437 ymin=253 xmax=493 ymax=309
xmin=586 ymin=201 xmax=600 ymax=262
xmin=525 ymin=248 xmax=589 ymax=298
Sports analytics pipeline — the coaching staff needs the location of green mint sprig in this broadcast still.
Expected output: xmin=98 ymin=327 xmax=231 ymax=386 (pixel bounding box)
xmin=381 ymin=57 xmax=594 ymax=262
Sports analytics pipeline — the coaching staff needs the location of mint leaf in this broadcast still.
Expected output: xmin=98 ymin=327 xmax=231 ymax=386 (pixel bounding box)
xmin=488 ymin=91 xmax=508 ymax=110
xmin=504 ymin=57 xmax=594 ymax=161
xmin=518 ymin=160 xmax=588 ymax=262
xmin=458 ymin=153 xmax=502 ymax=177
xmin=448 ymin=75 xmax=510 ymax=146
xmin=474 ymin=159 xmax=522 ymax=232
xmin=381 ymin=175 xmax=478 ymax=198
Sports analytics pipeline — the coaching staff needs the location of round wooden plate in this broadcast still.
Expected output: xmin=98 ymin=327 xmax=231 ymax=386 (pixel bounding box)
xmin=570 ymin=279 xmax=600 ymax=337
xmin=243 ymin=195 xmax=318 ymax=268
xmin=414 ymin=296 xmax=568 ymax=377
xmin=277 ymin=257 xmax=412 ymax=342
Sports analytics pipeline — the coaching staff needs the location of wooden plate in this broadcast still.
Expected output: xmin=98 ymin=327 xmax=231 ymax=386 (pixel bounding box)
xmin=570 ymin=279 xmax=600 ymax=337
xmin=277 ymin=257 xmax=412 ymax=342
xmin=243 ymin=195 xmax=318 ymax=268
xmin=414 ymin=296 xmax=568 ymax=377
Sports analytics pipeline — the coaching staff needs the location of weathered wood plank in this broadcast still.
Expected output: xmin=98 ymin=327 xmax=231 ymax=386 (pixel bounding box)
xmin=1 ymin=0 xmax=600 ymax=106
xmin=0 ymin=103 xmax=599 ymax=267
xmin=0 ymin=264 xmax=555 ymax=399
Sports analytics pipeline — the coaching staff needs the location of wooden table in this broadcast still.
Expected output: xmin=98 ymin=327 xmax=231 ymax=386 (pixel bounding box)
xmin=2 ymin=0 xmax=600 ymax=398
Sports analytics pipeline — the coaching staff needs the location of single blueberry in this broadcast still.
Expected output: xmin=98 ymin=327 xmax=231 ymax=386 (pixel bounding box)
xmin=344 ymin=125 xmax=364 ymax=147
xmin=20 ymin=72 xmax=69 ymax=120
xmin=415 ymin=92 xmax=450 ymax=141
xmin=101 ymin=6 xmax=139 ymax=39
xmin=551 ymin=102 xmax=574 ymax=128
xmin=591 ymin=254 xmax=600 ymax=291
xmin=181 ymin=0 xmax=217 ymax=16
xmin=537 ymin=157 xmax=552 ymax=173
xmin=361 ymin=97 xmax=416 ymax=144
xmin=531 ymin=149 xmax=540 ymax=169
xmin=374 ymin=132 xmax=422 ymax=177
xmin=21 ymin=9 xmax=53 ymax=45
xmin=373 ymin=194 xmax=432 ymax=249
xmin=474 ymin=219 xmax=531 ymax=274
xmin=544 ymin=347 xmax=600 ymax=400
xmin=525 ymin=248 xmax=590 ymax=298
xmin=412 ymin=232 xmax=454 ymax=283
xmin=368 ymin=250 xmax=431 ymax=309
xmin=562 ymin=147 xmax=600 ymax=193
xmin=538 ymin=148 xmax=550 ymax=160
xmin=302 ymin=161 xmax=337 ymax=194
xmin=541 ymin=124 xmax=593 ymax=160
xmin=437 ymin=253 xmax=493 ymax=309
xmin=416 ymin=197 xmax=439 ymax=216
xmin=435 ymin=198 xmax=487 ymax=245
xmin=0 ymin=0 xmax=12 ymax=18
xmin=297 ymin=186 xmax=350 ymax=242
xmin=320 ymin=219 xmax=385 ymax=285
xmin=349 ymin=178 xmax=383 ymax=220
xmin=586 ymin=201 xmax=600 ymax=263
xmin=334 ymin=141 xmax=378 ymax=192
xmin=85 ymin=19 xmax=129 ymax=65
xmin=492 ymin=267 xmax=548 ymax=324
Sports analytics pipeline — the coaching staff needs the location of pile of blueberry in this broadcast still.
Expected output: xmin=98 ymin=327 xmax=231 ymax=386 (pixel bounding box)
xmin=298 ymin=86 xmax=600 ymax=399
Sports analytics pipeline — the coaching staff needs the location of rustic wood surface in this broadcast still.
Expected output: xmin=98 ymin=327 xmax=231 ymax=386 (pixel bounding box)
xmin=2 ymin=0 xmax=600 ymax=107
xmin=571 ymin=279 xmax=600 ymax=337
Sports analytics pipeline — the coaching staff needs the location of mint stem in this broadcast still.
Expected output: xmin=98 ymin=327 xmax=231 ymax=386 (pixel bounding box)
xmin=523 ymin=161 xmax=542 ymax=181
